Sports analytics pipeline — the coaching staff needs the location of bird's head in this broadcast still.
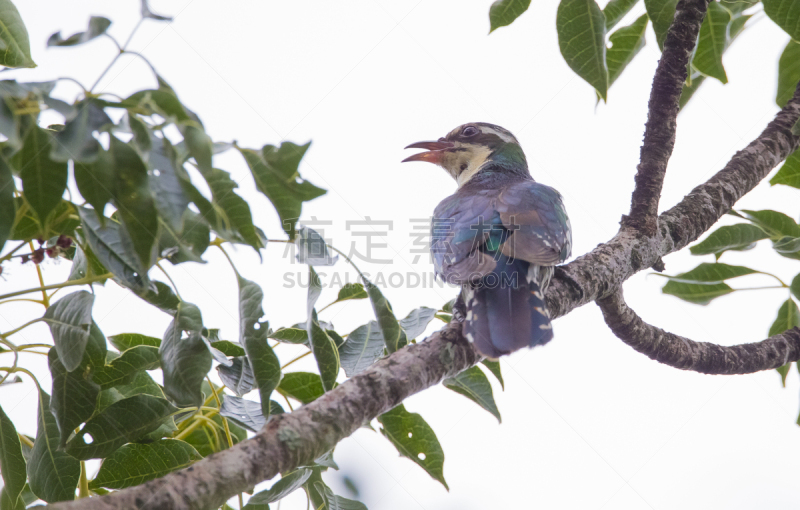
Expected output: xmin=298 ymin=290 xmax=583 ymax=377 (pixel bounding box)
xmin=402 ymin=122 xmax=528 ymax=187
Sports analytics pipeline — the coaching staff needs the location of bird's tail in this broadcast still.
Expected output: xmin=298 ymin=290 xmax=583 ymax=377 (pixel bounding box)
xmin=462 ymin=255 xmax=553 ymax=358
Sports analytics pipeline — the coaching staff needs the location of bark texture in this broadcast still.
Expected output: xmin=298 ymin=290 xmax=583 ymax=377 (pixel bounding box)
xmin=597 ymin=289 xmax=800 ymax=374
xmin=547 ymin=81 xmax=800 ymax=319
xmin=624 ymin=0 xmax=711 ymax=235
xmin=51 ymin=321 xmax=479 ymax=510
xmin=49 ymin=8 xmax=800 ymax=510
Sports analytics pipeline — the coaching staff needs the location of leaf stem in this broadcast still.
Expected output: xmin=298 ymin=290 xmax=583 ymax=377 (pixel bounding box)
xmin=156 ymin=262 xmax=183 ymax=301
xmin=90 ymin=18 xmax=145 ymax=93
xmin=214 ymin=243 xmax=240 ymax=277
xmin=206 ymin=376 xmax=237 ymax=452
xmin=17 ymin=433 xmax=33 ymax=448
xmin=0 ymin=241 xmax=27 ymax=262
xmin=326 ymin=244 xmax=365 ymax=279
xmin=0 ymin=298 xmax=45 ymax=305
xmin=29 ymin=242 xmax=50 ymax=308
xmin=1 ymin=318 xmax=44 ymax=339
xmin=121 ymin=18 xmax=144 ymax=50
xmin=0 ymin=273 xmax=112 ymax=302
xmin=78 ymin=461 xmax=90 ymax=498
xmin=281 ymin=351 xmax=312 ymax=370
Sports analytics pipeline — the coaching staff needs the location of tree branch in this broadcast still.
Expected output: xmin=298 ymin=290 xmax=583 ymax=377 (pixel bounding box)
xmin=624 ymin=0 xmax=711 ymax=235
xmin=596 ymin=288 xmax=800 ymax=374
xmin=50 ymin=320 xmax=480 ymax=510
xmin=47 ymin=16 xmax=800 ymax=510
xmin=547 ymin=80 xmax=800 ymax=319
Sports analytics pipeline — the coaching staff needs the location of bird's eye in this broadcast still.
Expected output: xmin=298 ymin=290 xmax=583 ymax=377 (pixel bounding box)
xmin=461 ymin=126 xmax=479 ymax=137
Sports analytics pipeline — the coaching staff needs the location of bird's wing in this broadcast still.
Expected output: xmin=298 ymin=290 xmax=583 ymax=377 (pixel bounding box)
xmin=431 ymin=189 xmax=499 ymax=283
xmin=495 ymin=181 xmax=572 ymax=265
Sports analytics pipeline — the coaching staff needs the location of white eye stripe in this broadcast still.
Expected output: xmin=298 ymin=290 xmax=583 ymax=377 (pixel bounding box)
xmin=477 ymin=125 xmax=517 ymax=144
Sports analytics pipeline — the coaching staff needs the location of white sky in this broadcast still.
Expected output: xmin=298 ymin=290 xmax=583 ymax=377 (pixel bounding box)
xmin=2 ymin=1 xmax=800 ymax=509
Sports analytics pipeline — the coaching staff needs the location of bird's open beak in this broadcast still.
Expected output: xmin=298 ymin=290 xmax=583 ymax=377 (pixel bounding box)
xmin=402 ymin=140 xmax=455 ymax=164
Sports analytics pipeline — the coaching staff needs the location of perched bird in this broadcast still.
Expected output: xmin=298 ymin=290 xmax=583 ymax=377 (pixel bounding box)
xmin=403 ymin=122 xmax=571 ymax=358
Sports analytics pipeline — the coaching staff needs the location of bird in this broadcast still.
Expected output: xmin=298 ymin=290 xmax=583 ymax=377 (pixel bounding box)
xmin=403 ymin=122 xmax=571 ymax=358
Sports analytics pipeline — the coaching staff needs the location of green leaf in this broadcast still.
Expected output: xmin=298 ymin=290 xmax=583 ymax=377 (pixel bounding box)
xmin=444 ymin=367 xmax=501 ymax=422
xmin=278 ymin=372 xmax=325 ymax=404
xmin=141 ymin=0 xmax=172 ymax=21
xmin=268 ymin=328 xmax=308 ymax=344
xmin=607 ymin=14 xmax=648 ymax=88
xmin=377 ymin=404 xmax=447 ymax=489
xmin=238 ymin=276 xmax=282 ymax=416
xmin=202 ymin=168 xmax=265 ymax=251
xmin=339 ymin=321 xmax=385 ymax=377
xmin=0 ymin=404 xmax=26 ymax=503
xmin=770 ymin=150 xmax=800 ymax=189
xmin=208 ymin=340 xmax=244 ymax=358
xmin=689 ymin=223 xmax=769 ymax=257
xmin=134 ymin=281 xmax=181 ymax=315
xmin=335 ymin=283 xmax=368 ymax=304
xmin=109 ymin=332 xmax=161 ymax=351
xmin=773 ymin=236 xmax=800 ymax=254
xmin=145 ymin=134 xmax=189 ymax=232
xmin=245 ymin=469 xmax=311 ymax=508
xmin=762 ymin=0 xmax=800 ymax=40
xmin=666 ymin=262 xmax=757 ymax=283
xmin=78 ymin=207 xmax=149 ymax=290
xmin=644 ymin=0 xmax=678 ymax=49
xmin=47 ymin=347 xmax=100 ymax=446
xmin=65 ymin=394 xmax=178 ymax=460
xmin=159 ymin=302 xmax=210 ymax=407
xmin=217 ymin=357 xmax=255 ymax=397
xmin=556 ymin=0 xmax=608 ymax=100
xmin=662 ymin=280 xmax=734 ymax=305
xmin=777 ymin=362 xmax=791 ymax=387
xmin=52 ymin=99 xmax=112 ymax=162
xmin=481 ymin=359 xmax=504 ymax=390
xmin=488 ymin=0 xmax=531 ymax=32
xmin=295 ymin=226 xmax=337 ymax=265
xmin=27 ymin=389 xmax=80 ymax=503
xmin=692 ymin=1 xmax=731 ymax=84
xmin=0 ymin=155 xmax=15 ymax=251
xmin=47 ymin=16 xmax=110 ymax=47
xmin=0 ymin=484 xmax=35 ymax=510
xmin=14 ymin=126 xmax=68 ymax=224
xmin=769 ymin=299 xmax=800 ymax=336
xmin=0 ymin=0 xmax=35 ymax=68
xmin=10 ymin=198 xmax=80 ymax=242
xmin=157 ymin=211 xmax=210 ymax=265
xmin=604 ymin=0 xmax=641 ymax=30
xmin=720 ymin=0 xmax=759 ymax=15
xmin=311 ymin=481 xmax=367 ymax=510
xmin=399 ymin=307 xmax=437 ymax=340
xmin=89 ymin=439 xmax=200 ymax=490
xmin=43 ymin=290 xmax=95 ymax=372
xmin=74 ymin=147 xmax=114 ymax=218
xmin=219 ymin=395 xmax=269 ymax=432
xmin=93 ymin=345 xmax=160 ymax=389
xmin=109 ymin=135 xmax=158 ymax=270
xmin=364 ymin=278 xmax=407 ymax=353
xmin=308 ymin=315 xmax=340 ymax=392
xmin=741 ymin=209 xmax=800 ymax=238
xmin=182 ymin=125 xmax=213 ymax=175
xmin=791 ymin=273 xmax=800 ymax=301
xmin=238 ymin=141 xmax=325 ymax=239
xmin=68 ymin=244 xmax=107 ymax=283
xmin=96 ymin=370 xmax=167 ymax=415
xmin=776 ymin=40 xmax=800 ymax=107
